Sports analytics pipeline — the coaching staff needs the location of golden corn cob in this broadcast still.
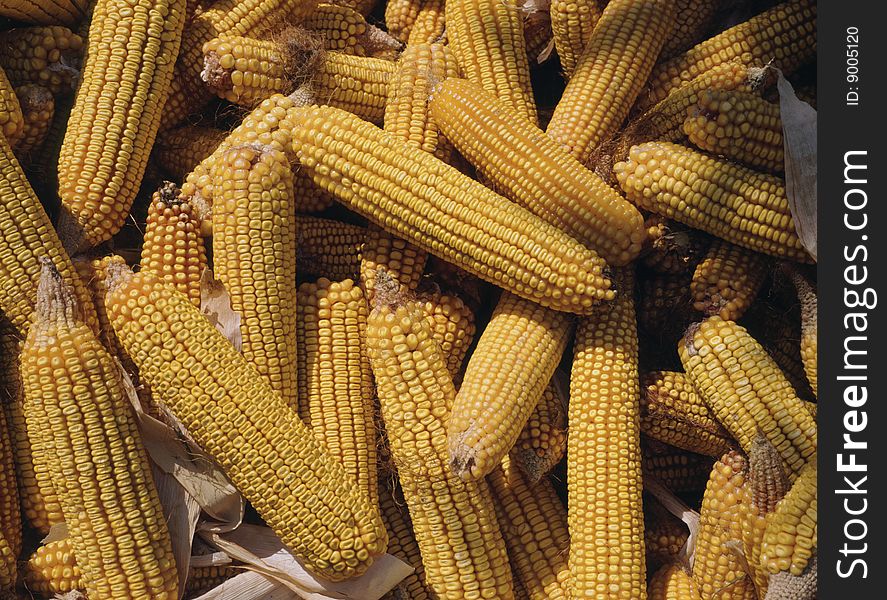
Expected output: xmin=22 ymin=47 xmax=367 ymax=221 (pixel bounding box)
xmin=691 ymin=240 xmax=770 ymax=321
xmin=378 ymin=481 xmax=434 ymax=600
xmin=360 ymin=225 xmax=427 ymax=305
xmin=489 ymin=455 xmax=570 ymax=600
xmin=0 ymin=67 xmax=24 ymax=148
xmin=760 ymin=458 xmax=816 ymax=576
xmin=0 ymin=0 xmax=87 ymax=25
xmin=366 ymin=275 xmax=514 ymax=599
xmin=648 ymin=563 xmax=703 ymax=600
xmin=406 ymin=0 xmax=446 ymax=45
xmin=212 ymin=144 xmax=298 ymax=409
xmin=786 ymin=269 xmax=817 ymax=397
xmin=384 ymin=0 xmax=424 ymax=43
xmin=141 ymin=182 xmax=207 ymax=309
xmin=639 ymin=0 xmax=816 ymax=110
xmin=680 ymin=317 xmax=817 ymax=480
xmin=615 ymin=141 xmax=810 ymax=262
xmin=0 ymin=401 xmax=19 ymax=592
xmin=546 ymin=0 xmax=675 ymax=164
xmin=642 ymin=444 xmax=714 ymax=494
xmin=659 ymin=0 xmax=721 ymax=59
xmin=201 ymin=35 xmax=294 ymax=107
xmin=305 ymin=3 xmax=370 ymax=55
xmin=569 ymin=268 xmax=646 ymax=598
xmin=106 ymin=267 xmax=387 ymax=580
xmin=445 ymin=0 xmax=538 ymax=124
xmin=296 ymin=278 xmax=378 ymax=512
xmin=290 ymin=104 xmax=614 ymax=314
xmin=641 ymin=370 xmax=733 ymax=458
xmin=22 ymin=262 xmax=179 ymax=599
xmin=685 ymin=90 xmax=784 ymax=173
xmin=153 ymin=125 xmax=228 ymax=182
xmin=417 ymin=286 xmax=476 ymax=381
xmin=0 ymin=26 xmax=83 ymax=95
xmin=641 ymin=216 xmax=709 ymax=275
xmin=644 ymin=499 xmax=690 ymax=572
xmin=11 ymin=84 xmax=54 ymax=167
xmin=308 ymin=52 xmax=396 ymax=123
xmin=56 ymin=0 xmax=187 ymax=253
xmin=512 ymin=378 xmax=567 ymax=484
xmin=72 ymin=254 xmax=128 ymax=361
xmin=429 ymin=77 xmax=646 ymax=266
xmin=549 ymin=0 xmax=603 ymax=78
xmin=448 ymin=292 xmax=575 ymax=480
xmin=296 ymin=216 xmax=365 ymax=279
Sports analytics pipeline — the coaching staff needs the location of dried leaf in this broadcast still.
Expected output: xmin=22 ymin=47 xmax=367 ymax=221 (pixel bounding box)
xmin=152 ymin=462 xmax=201 ymax=599
xmin=200 ymin=268 xmax=242 ymax=350
xmin=190 ymin=552 xmax=234 ymax=569
xmin=644 ymin=476 xmax=701 ymax=569
xmin=192 ymin=571 xmax=299 ymax=600
xmin=42 ymin=521 xmax=68 ymax=544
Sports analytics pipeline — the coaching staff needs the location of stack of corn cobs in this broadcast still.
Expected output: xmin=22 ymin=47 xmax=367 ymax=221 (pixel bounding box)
xmin=0 ymin=0 xmax=817 ymax=598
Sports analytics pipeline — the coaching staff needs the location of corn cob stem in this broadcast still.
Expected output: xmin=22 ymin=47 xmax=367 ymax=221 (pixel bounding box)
xmin=0 ymin=26 xmax=83 ymax=95
xmin=549 ymin=0 xmax=603 ymax=78
xmin=690 ymin=240 xmax=770 ymax=321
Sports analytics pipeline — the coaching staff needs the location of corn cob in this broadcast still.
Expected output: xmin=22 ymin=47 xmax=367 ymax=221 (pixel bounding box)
xmin=290 ymin=104 xmax=614 ymax=313
xmin=512 ymin=378 xmax=567 ymax=484
xmin=108 ymin=267 xmax=387 ymax=579
xmin=384 ymin=0 xmax=424 ymax=43
xmin=212 ymin=145 xmax=298 ymax=409
xmin=141 ymin=182 xmax=207 ymax=309
xmin=378 ymin=481 xmax=434 ymax=600
xmin=0 ymin=0 xmax=87 ymax=25
xmin=549 ymin=0 xmax=603 ymax=78
xmin=56 ymin=0 xmax=187 ymax=253
xmin=449 ymin=292 xmax=574 ymax=480
xmin=445 ymin=0 xmax=538 ymax=124
xmin=680 ymin=317 xmax=817 ymax=480
xmin=489 ymin=455 xmax=570 ymax=600
xmin=308 ymin=52 xmax=396 ymax=123
xmin=0 ymin=26 xmax=83 ymax=95
xmin=760 ymin=458 xmax=816 ymax=576
xmin=296 ymin=278 xmax=378 ymax=514
xmin=406 ymin=0 xmax=446 ymax=45
xmin=429 ymin=77 xmax=645 ymax=266
xmin=366 ymin=275 xmax=514 ymax=598
xmin=685 ymin=90 xmax=784 ymax=173
xmin=0 ymin=403 xmax=19 ymax=592
xmin=153 ymin=125 xmax=228 ymax=182
xmin=72 ymin=254 xmax=128 ymax=359
xmin=644 ymin=498 xmax=690 ymax=572
xmin=615 ymin=141 xmax=810 ymax=262
xmin=523 ymin=8 xmax=553 ymax=65
xmin=11 ymin=84 xmax=53 ymax=167
xmin=659 ymin=0 xmax=721 ymax=60
xmin=296 ymin=216 xmax=365 ymax=279
xmin=185 ymin=565 xmax=242 ymax=596
xmin=691 ymin=241 xmax=769 ymax=321
xmin=786 ymin=269 xmax=817 ymax=397
xmin=764 ymin=556 xmax=817 ymax=600
xmin=641 ymin=216 xmax=709 ymax=275
xmin=360 ymin=225 xmax=427 ymax=304
xmin=417 ymin=286 xmax=476 ymax=381
xmin=641 ymin=370 xmax=733 ymax=458
xmin=569 ymin=268 xmax=646 ymax=598
xmin=0 ymin=67 xmax=24 ymax=148
xmin=639 ymin=0 xmax=816 ymax=111
xmin=159 ymin=0 xmax=318 ymax=129
xmin=642 ymin=443 xmax=714 ymax=494
xmin=648 ymin=563 xmax=703 ymax=600
xmin=305 ymin=3 xmax=375 ymax=56
xmin=546 ymin=0 xmax=675 ymax=164
xmin=22 ymin=262 xmax=179 ymax=599
xmin=637 ymin=270 xmax=694 ymax=339
xmin=294 ymin=168 xmax=339 ymax=213
xmin=201 ymin=35 xmax=296 ymax=107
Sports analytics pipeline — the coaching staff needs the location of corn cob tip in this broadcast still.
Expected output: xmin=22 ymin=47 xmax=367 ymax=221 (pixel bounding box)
xmin=35 ymin=258 xmax=80 ymax=326
xmin=101 ymin=260 xmax=135 ymax=299
xmin=370 ymin=269 xmax=412 ymax=310
xmin=765 ymin=554 xmax=817 ymax=600
xmin=448 ymin=438 xmax=478 ymax=480
xmin=681 ymin=322 xmax=702 ymax=356
xmin=510 ymin=447 xmax=551 ymax=485
xmin=749 ymin=429 xmax=790 ymax=514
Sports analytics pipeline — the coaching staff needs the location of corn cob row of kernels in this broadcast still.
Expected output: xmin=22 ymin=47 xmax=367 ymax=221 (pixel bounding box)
xmin=760 ymin=458 xmax=817 ymax=577
xmin=0 ymin=26 xmax=84 ymax=95
xmin=296 ymin=215 xmax=366 ymax=279
xmin=642 ymin=443 xmax=715 ymax=495
xmin=0 ymin=0 xmax=87 ymax=26
xmin=690 ymin=240 xmax=770 ymax=321
xmin=416 ymin=285 xmax=476 ymax=382
xmin=305 ymin=3 xmax=400 ymax=57
xmin=659 ymin=0 xmax=721 ymax=60
xmin=648 ymin=563 xmax=703 ymax=600
xmin=512 ymin=377 xmax=568 ymax=484
xmin=549 ymin=0 xmax=604 ymax=79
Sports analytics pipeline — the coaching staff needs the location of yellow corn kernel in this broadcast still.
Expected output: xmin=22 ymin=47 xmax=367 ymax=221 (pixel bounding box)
xmin=659 ymin=0 xmax=720 ymax=59
xmin=648 ymin=563 xmax=702 ymax=600
xmin=0 ymin=0 xmax=87 ymax=25
xmin=642 ymin=443 xmax=714 ymax=494
xmin=378 ymin=481 xmax=435 ymax=600
xmin=546 ymin=0 xmax=675 ymax=164
xmin=644 ymin=499 xmax=690 ymax=572
xmin=615 ymin=141 xmax=811 ymax=262
xmin=681 ymin=317 xmax=817 ymax=480
xmin=296 ymin=216 xmax=365 ymax=280
xmin=685 ymin=89 xmax=784 ymax=173
xmin=513 ymin=378 xmax=568 ymax=484
xmin=305 ymin=3 xmax=369 ymax=55
xmin=385 ymin=0 xmax=423 ymax=43
xmin=202 ymin=35 xmax=294 ymax=107
xmin=72 ymin=254 xmax=128 ymax=360
xmin=0 ymin=66 xmax=24 ymax=147
xmin=760 ymin=458 xmax=817 ymax=576
xmin=290 ymin=104 xmax=614 ymax=314
xmin=430 ymin=77 xmax=645 ymax=266
xmin=360 ymin=225 xmax=427 ymax=305
xmin=23 ymin=538 xmax=82 ymax=596
xmin=296 ymin=278 xmax=378 ymax=512
xmin=691 ymin=240 xmax=770 ymax=321
xmin=153 ymin=125 xmax=228 ymax=182
xmin=569 ymin=268 xmax=646 ymax=598
xmin=22 ymin=262 xmax=179 ymax=599
xmin=308 ymin=52 xmax=396 ymax=123
xmin=0 ymin=26 xmax=83 ymax=95
xmin=448 ymin=292 xmax=574 ymax=480
xmin=212 ymin=145 xmax=298 ymax=409
xmin=445 ymin=0 xmax=538 ymax=124
xmin=56 ymin=0 xmax=187 ymax=253
xmin=141 ymin=183 xmax=207 ymax=309
xmin=640 ymin=0 xmax=816 ymax=110
xmin=641 ymin=370 xmax=733 ymax=458
xmin=549 ymin=0 xmax=603 ymax=78
xmin=786 ymin=269 xmax=817 ymax=397
xmin=416 ymin=286 xmax=476 ymax=382
xmin=11 ymin=83 xmax=53 ymax=167
xmin=366 ymin=275 xmax=514 ymax=599
xmin=0 ymin=393 xmax=19 ymax=591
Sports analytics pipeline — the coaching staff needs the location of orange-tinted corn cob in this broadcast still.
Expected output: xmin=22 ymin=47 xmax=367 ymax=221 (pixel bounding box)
xmin=685 ymin=90 xmax=784 ymax=173
xmin=378 ymin=481 xmax=434 ymax=600
xmin=212 ymin=145 xmax=298 ymax=409
xmin=640 ymin=0 xmax=816 ymax=110
xmin=641 ymin=370 xmax=733 ymax=458
xmin=429 ymin=77 xmax=645 ymax=266
xmin=569 ymin=268 xmax=646 ymax=598
xmin=106 ymin=267 xmax=387 ymax=581
xmin=202 ymin=35 xmax=294 ymax=107
xmin=289 ymin=104 xmax=614 ymax=314
xmin=11 ymin=84 xmax=54 ymax=166
xmin=308 ymin=52 xmax=396 ymax=123
xmin=445 ymin=0 xmax=538 ymax=124
xmin=760 ymin=458 xmax=816 ymax=576
xmin=22 ymin=262 xmax=179 ymax=599
xmin=0 ymin=26 xmax=83 ymax=95
xmin=691 ymin=240 xmax=769 ymax=321
xmin=648 ymin=563 xmax=703 ymax=600
xmin=681 ymin=317 xmax=817 ymax=480
xmin=449 ymin=293 xmax=574 ymax=480
xmin=296 ymin=216 xmax=365 ymax=279
xmin=615 ymin=141 xmax=811 ymax=262
xmin=365 ymin=276 xmax=514 ymax=599
xmin=0 ymin=401 xmax=19 ymax=591
xmin=546 ymin=0 xmax=675 ymax=164
xmin=360 ymin=225 xmax=427 ymax=305
xmin=787 ymin=269 xmax=817 ymax=397
xmin=153 ymin=125 xmax=228 ymax=182
xmin=0 ymin=0 xmax=86 ymax=25
xmin=644 ymin=498 xmax=690 ymax=572
xmin=490 ymin=456 xmax=570 ymax=600
xmin=296 ymin=278 xmax=378 ymax=511
xmin=642 ymin=444 xmax=714 ymax=494
xmin=0 ymin=67 xmax=24 ymax=147
xmin=141 ymin=182 xmax=207 ymax=308
xmin=513 ymin=378 xmax=567 ymax=484
xmin=417 ymin=286 xmax=476 ymax=381
xmin=56 ymin=0 xmax=187 ymax=253
xmin=691 ymin=451 xmax=755 ymax=600
xmin=72 ymin=254 xmax=128 ymax=360
xmin=549 ymin=0 xmax=603 ymax=78
xmin=641 ymin=216 xmax=709 ymax=275
xmin=659 ymin=0 xmax=720 ymax=59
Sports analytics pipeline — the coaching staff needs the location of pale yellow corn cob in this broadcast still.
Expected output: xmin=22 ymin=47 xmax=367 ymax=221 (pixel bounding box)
xmin=760 ymin=458 xmax=817 ymax=576
xmin=549 ymin=0 xmax=603 ymax=78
